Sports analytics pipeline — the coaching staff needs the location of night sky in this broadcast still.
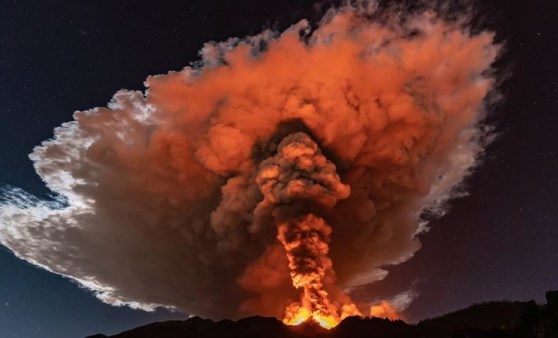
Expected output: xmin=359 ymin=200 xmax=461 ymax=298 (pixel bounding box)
xmin=1 ymin=1 xmax=557 ymax=338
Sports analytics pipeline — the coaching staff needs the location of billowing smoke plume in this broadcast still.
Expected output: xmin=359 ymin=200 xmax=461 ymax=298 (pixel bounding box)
xmin=0 ymin=2 xmax=499 ymax=321
xmin=255 ymin=133 xmax=359 ymax=326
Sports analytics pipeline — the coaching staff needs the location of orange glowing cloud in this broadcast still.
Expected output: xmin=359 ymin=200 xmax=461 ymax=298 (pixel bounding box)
xmin=0 ymin=2 xmax=500 ymax=322
xmin=370 ymin=301 xmax=400 ymax=321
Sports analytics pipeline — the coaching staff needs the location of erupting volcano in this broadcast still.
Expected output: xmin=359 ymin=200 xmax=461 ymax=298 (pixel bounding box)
xmin=0 ymin=0 xmax=500 ymax=328
xmin=255 ymin=133 xmax=360 ymax=328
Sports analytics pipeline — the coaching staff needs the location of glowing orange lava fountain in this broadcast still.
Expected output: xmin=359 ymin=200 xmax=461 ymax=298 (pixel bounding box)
xmin=278 ymin=214 xmax=361 ymax=329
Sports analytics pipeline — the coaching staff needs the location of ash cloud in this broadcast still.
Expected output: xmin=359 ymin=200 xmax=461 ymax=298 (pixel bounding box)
xmin=0 ymin=2 xmax=500 ymax=319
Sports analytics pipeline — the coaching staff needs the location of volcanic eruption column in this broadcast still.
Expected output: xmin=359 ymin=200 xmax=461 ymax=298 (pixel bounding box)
xmin=256 ymin=133 xmax=360 ymax=328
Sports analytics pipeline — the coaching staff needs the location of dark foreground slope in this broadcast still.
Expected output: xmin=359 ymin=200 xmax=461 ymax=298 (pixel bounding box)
xmin=86 ymin=291 xmax=558 ymax=338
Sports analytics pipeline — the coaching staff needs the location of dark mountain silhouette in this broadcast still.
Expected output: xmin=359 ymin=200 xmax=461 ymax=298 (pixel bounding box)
xmin=415 ymin=301 xmax=527 ymax=337
xmin=85 ymin=290 xmax=558 ymax=338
